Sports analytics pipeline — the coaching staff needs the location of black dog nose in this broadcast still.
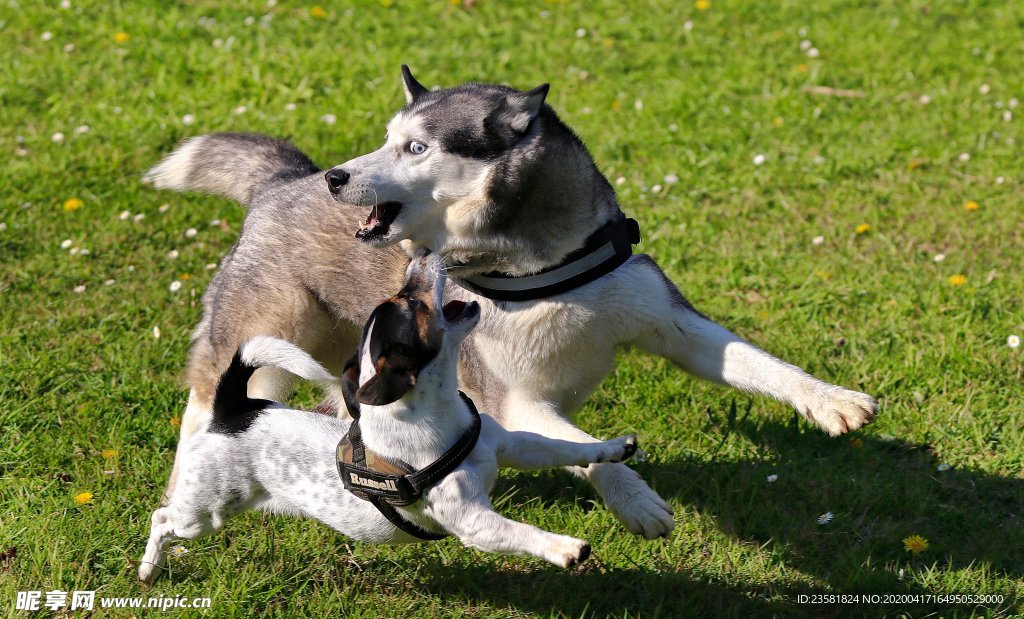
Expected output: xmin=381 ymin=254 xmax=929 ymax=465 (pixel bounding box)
xmin=325 ymin=169 xmax=350 ymax=194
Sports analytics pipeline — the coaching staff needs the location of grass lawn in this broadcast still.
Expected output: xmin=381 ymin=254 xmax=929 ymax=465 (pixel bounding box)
xmin=2 ymin=0 xmax=1023 ymax=616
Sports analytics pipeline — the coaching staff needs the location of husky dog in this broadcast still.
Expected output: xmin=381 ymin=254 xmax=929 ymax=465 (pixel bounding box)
xmin=144 ymin=66 xmax=877 ymax=539
xmin=139 ymin=252 xmax=638 ymax=583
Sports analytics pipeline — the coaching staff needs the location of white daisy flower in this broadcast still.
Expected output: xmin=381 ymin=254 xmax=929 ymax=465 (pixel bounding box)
xmin=799 ymin=39 xmax=812 ymax=51
xmin=170 ymin=545 xmax=188 ymax=557
xmin=75 ymin=124 xmax=90 ymax=134
xmin=69 ymin=247 xmax=80 ymax=255
xmin=958 ymin=152 xmax=970 ymax=162
xmin=169 ymin=280 xmax=182 ymax=292
xmin=766 ymin=474 xmax=778 ymax=483
xmin=166 ymin=249 xmax=179 ymax=260
xmin=668 ymin=123 xmax=679 ymax=132
xmin=133 ymin=213 xmax=145 ymax=222
xmin=0 ymin=222 xmax=6 ymax=232
xmin=918 ymin=94 xmax=931 ymax=105
xmin=806 ymin=47 xmax=820 ymax=58
xmin=233 ymin=105 xmax=247 ymax=115
xmin=184 ymin=227 xmax=198 ymax=238
xmin=683 ymin=20 xmax=693 ymax=32
xmin=285 ymin=102 xmax=297 ymax=111
xmin=73 ymin=284 xmax=86 ymax=294
xmin=104 ymin=279 xmax=116 ymax=286
xmin=752 ymin=153 xmax=766 ymax=166
xmin=995 ymin=176 xmax=1005 ymax=184
xmin=127 ymin=265 xmax=135 ymax=272
xmin=937 ymin=463 xmax=951 ymax=471
xmin=615 ymin=177 xmax=626 ymax=186
xmin=634 ymin=99 xmax=643 ymax=111
xmin=575 ymin=27 xmax=587 ymax=38
xmin=63 ymin=43 xmax=75 ymax=53
xmin=158 ymin=203 xmax=170 ymax=213
xmin=243 ymin=16 xmax=255 ymax=26
xmin=651 ymin=184 xmax=662 ymax=193
xmin=817 ymin=511 xmax=834 ymax=525
xmin=118 ymin=210 xmax=130 ymax=220
xmin=41 ymin=31 xmax=53 ymax=41
xmin=181 ymin=114 xmax=195 ymax=126
xmin=1009 ymin=335 xmax=1021 ymax=349
xmin=979 ymin=84 xmax=990 ymax=95
xmin=152 ymin=325 xmax=161 ymax=339
xmin=206 ymin=263 xmax=218 ymax=271
xmin=60 ymin=0 xmax=71 ymax=7
xmin=1003 ymin=111 xmax=1013 ymax=122
xmin=209 ymin=219 xmax=221 ymax=226
xmin=320 ymin=113 xmax=336 ymax=125
xmin=51 ymin=132 xmax=65 ymax=143
xmin=79 ymin=248 xmax=89 ymax=256
xmin=664 ymin=173 xmax=679 ymax=184
xmin=933 ymin=253 xmax=945 ymax=263
xmin=812 ymin=235 xmax=825 ymax=245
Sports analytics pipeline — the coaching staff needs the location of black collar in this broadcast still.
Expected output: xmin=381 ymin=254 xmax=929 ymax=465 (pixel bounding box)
xmin=451 ymin=212 xmax=641 ymax=302
xmin=336 ymin=392 xmax=481 ymax=541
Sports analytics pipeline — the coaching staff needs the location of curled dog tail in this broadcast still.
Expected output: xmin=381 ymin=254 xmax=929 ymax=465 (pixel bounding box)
xmin=142 ymin=133 xmax=320 ymax=207
xmin=210 ymin=337 xmax=339 ymax=433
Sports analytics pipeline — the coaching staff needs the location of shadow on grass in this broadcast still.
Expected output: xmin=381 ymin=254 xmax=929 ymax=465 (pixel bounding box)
xmin=491 ymin=416 xmax=1023 ymax=617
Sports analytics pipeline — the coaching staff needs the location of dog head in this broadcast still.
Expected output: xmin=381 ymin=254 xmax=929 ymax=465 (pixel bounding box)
xmin=323 ymin=66 xmax=618 ymax=276
xmin=343 ymin=249 xmax=480 ymax=410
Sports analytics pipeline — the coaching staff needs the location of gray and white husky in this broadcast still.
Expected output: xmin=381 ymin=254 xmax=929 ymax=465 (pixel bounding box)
xmin=144 ymin=66 xmax=877 ymax=539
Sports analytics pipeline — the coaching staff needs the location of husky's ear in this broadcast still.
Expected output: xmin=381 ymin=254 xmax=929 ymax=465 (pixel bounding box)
xmin=341 ymin=354 xmax=361 ymax=418
xmin=497 ymin=83 xmax=550 ymax=133
xmin=355 ymin=367 xmax=416 ymax=406
xmin=401 ymin=65 xmax=429 ymax=104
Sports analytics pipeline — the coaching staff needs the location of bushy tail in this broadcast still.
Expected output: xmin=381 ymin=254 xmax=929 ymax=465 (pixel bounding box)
xmin=142 ymin=133 xmax=320 ymax=207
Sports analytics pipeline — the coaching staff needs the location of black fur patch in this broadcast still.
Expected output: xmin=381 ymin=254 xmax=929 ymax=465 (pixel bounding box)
xmin=209 ymin=351 xmax=273 ymax=435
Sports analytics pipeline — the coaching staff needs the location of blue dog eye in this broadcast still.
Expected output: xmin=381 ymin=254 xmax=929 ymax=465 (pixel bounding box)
xmin=408 ymin=141 xmax=428 ymax=155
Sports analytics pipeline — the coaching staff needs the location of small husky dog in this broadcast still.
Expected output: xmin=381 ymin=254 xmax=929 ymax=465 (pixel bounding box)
xmin=139 ymin=252 xmax=638 ymax=583
xmin=145 ymin=66 xmax=877 ymax=539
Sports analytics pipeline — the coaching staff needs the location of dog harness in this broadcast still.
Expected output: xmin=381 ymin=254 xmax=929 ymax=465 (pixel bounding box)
xmin=336 ymin=392 xmax=481 ymax=541
xmin=451 ymin=212 xmax=641 ymax=302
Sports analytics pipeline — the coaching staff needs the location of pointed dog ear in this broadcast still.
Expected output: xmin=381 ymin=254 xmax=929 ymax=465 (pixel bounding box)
xmin=355 ymin=367 xmax=416 ymax=406
xmin=401 ymin=65 xmax=429 ymax=104
xmin=495 ymin=83 xmax=549 ymax=133
xmin=341 ymin=355 xmax=361 ymax=418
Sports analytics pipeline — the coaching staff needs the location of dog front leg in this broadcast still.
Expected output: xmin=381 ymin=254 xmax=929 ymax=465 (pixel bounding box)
xmin=498 ymin=394 xmax=674 ymax=539
xmin=628 ymin=256 xmax=877 ymax=436
xmin=428 ymin=474 xmax=592 ymax=568
xmin=489 ymin=417 xmax=638 ymax=469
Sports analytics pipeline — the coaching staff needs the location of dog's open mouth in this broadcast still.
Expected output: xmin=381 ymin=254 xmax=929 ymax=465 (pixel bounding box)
xmin=355 ymin=202 xmax=403 ymax=241
xmin=442 ymin=300 xmax=479 ymax=325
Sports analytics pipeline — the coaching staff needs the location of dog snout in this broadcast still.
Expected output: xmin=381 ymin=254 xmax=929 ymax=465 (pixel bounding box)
xmin=325 ymin=169 xmax=350 ymax=195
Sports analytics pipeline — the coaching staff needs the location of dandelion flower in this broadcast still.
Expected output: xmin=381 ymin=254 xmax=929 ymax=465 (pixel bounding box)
xmin=812 ymin=235 xmax=825 ymax=246
xmin=947 ymin=274 xmax=966 ymax=286
xmin=1008 ymin=335 xmax=1020 ymax=349
xmin=903 ymin=534 xmax=929 ymax=555
xmin=937 ymin=462 xmax=951 ymax=471
xmin=170 ymin=545 xmax=189 ymax=558
xmin=101 ymin=449 xmax=118 ymax=459
xmin=73 ymin=492 xmax=93 ymax=505
xmin=63 ymin=198 xmax=83 ymax=212
xmin=766 ymin=474 xmax=778 ymax=483
xmin=817 ymin=511 xmax=834 ymax=525
xmin=73 ymin=285 xmax=86 ymax=294
xmin=752 ymin=153 xmax=766 ymax=166
xmin=695 ymin=0 xmax=710 ymax=10
xmin=169 ymin=416 xmax=180 ymax=427
xmin=61 ymin=239 xmax=73 ymax=249
xmin=772 ymin=116 xmax=784 ymax=127
xmin=310 ymin=5 xmax=327 ymax=18
xmin=855 ymin=223 xmax=871 ymax=234
xmin=152 ymin=325 xmax=161 ymax=339
xmin=796 ymin=63 xmax=808 ymax=73
xmin=114 ymin=32 xmax=130 ymax=44
xmin=169 ymin=280 xmax=182 ymax=292
xmin=963 ymin=200 xmax=979 ymax=211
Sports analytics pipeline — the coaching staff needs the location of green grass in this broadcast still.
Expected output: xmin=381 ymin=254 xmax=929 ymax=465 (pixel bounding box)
xmin=2 ymin=0 xmax=1023 ymax=617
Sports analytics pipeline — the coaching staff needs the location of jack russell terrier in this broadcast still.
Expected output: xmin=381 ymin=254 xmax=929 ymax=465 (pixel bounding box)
xmin=139 ymin=251 xmax=639 ymax=582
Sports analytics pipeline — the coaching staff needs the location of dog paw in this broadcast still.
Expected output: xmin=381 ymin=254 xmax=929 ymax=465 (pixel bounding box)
xmin=138 ymin=559 xmax=163 ymax=584
xmin=545 ymin=536 xmax=591 ymax=568
xmin=594 ymin=435 xmax=638 ymax=463
xmin=589 ymin=463 xmax=674 ymax=539
xmin=801 ymin=387 xmax=878 ymax=436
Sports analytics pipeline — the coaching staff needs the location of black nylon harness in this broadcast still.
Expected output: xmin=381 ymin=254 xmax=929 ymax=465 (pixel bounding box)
xmin=451 ymin=212 xmax=641 ymax=302
xmin=336 ymin=392 xmax=481 ymax=541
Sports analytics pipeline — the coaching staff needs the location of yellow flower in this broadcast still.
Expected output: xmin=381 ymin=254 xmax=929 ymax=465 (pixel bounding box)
xmin=947 ymin=274 xmax=966 ymax=286
xmin=907 ymin=159 xmax=926 ymax=171
xmin=903 ymin=534 xmax=929 ymax=555
xmin=695 ymin=0 xmax=711 ymax=10
xmin=113 ymin=32 xmax=130 ymax=44
xmin=101 ymin=449 xmax=118 ymax=459
xmin=169 ymin=416 xmax=181 ymax=427
xmin=310 ymin=6 xmax=326 ymax=18
xmin=772 ymin=117 xmax=784 ymax=127
xmin=611 ymin=99 xmax=622 ymax=111
xmin=855 ymin=223 xmax=871 ymax=234
xmin=796 ymin=64 xmax=808 ymax=73
xmin=63 ymin=198 xmax=84 ymax=212
xmin=602 ymin=38 xmax=615 ymax=49
xmin=180 ymin=273 xmax=191 ymax=281
xmin=74 ymin=492 xmax=93 ymax=505
xmin=814 ymin=270 xmax=831 ymax=281
xmin=379 ymin=0 xmax=393 ymax=6
xmin=963 ymin=200 xmax=979 ymax=212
